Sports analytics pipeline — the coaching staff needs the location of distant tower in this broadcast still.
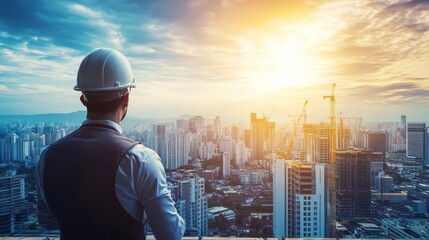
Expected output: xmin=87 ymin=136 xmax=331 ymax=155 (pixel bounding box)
xmin=406 ymin=123 xmax=426 ymax=162
xmin=318 ymin=123 xmax=330 ymax=164
xmin=336 ymin=149 xmax=372 ymax=220
xmin=367 ymin=131 xmax=387 ymax=162
xmin=304 ymin=124 xmax=318 ymax=163
xmin=223 ymin=152 xmax=231 ymax=177
xmin=231 ymin=125 xmax=239 ymax=142
xmin=401 ymin=115 xmax=406 ymax=128
xmin=4 ymin=133 xmax=18 ymax=163
xmin=273 ymin=160 xmax=328 ymax=238
xmin=213 ymin=116 xmax=221 ymax=140
xmin=250 ymin=113 xmax=275 ymax=160
xmin=156 ymin=124 xmax=168 ymax=168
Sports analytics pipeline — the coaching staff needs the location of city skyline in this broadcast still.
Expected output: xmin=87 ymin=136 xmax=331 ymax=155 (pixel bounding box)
xmin=1 ymin=0 xmax=429 ymax=122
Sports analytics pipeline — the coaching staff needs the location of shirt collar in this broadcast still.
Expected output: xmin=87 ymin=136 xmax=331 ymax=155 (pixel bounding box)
xmin=82 ymin=119 xmax=123 ymax=134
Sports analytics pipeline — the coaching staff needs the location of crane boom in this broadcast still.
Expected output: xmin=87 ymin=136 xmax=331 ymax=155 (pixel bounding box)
xmin=280 ymin=100 xmax=308 ymax=159
xmin=323 ymin=83 xmax=336 ymax=237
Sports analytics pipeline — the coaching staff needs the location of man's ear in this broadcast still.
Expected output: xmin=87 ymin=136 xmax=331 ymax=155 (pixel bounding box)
xmin=122 ymin=92 xmax=129 ymax=108
xmin=80 ymin=95 xmax=88 ymax=107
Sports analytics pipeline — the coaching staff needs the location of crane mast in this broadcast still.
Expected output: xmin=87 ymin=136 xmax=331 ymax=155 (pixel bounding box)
xmin=323 ymin=83 xmax=336 ymax=237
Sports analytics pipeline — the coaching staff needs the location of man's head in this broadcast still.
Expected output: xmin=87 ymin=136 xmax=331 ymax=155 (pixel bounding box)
xmin=74 ymin=48 xmax=136 ymax=119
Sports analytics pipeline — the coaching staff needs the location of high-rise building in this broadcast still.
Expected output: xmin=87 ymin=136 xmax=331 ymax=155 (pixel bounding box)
xmin=3 ymin=133 xmax=18 ymax=163
xmin=367 ymin=131 xmax=387 ymax=162
xmin=337 ymin=122 xmax=351 ymax=150
xmin=336 ymin=149 xmax=372 ymax=220
xmin=169 ymin=171 xmax=208 ymax=236
xmin=426 ymin=128 xmax=429 ymax=166
xmin=0 ymin=172 xmax=26 ymax=234
xmin=273 ymin=160 xmax=328 ymax=238
xmin=303 ymin=123 xmax=331 ymax=164
xmin=406 ymin=123 xmax=426 ymax=162
xmin=401 ymin=115 xmax=406 ymax=128
xmin=189 ymin=116 xmax=205 ymax=134
xmin=213 ymin=116 xmax=221 ymax=140
xmin=303 ymin=124 xmax=317 ymax=163
xmin=231 ymin=125 xmax=239 ymax=142
xmin=318 ymin=123 xmax=330 ymax=164
xmin=250 ymin=113 xmax=275 ymax=160
xmin=156 ymin=124 xmax=168 ymax=168
xmin=176 ymin=119 xmax=188 ymax=131
xmin=244 ymin=129 xmax=251 ymax=149
xmin=223 ymin=152 xmax=231 ymax=177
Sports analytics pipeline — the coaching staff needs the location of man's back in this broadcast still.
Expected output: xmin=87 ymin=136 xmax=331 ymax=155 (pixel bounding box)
xmin=43 ymin=124 xmax=145 ymax=239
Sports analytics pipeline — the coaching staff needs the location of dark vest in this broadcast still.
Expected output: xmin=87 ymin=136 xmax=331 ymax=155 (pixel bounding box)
xmin=43 ymin=124 xmax=145 ymax=240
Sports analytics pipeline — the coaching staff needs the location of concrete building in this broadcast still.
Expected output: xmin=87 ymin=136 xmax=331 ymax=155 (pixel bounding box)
xmin=273 ymin=159 xmax=328 ymax=238
xmin=250 ymin=113 xmax=275 ymax=160
xmin=367 ymin=131 xmax=387 ymax=162
xmin=208 ymin=206 xmax=235 ymax=222
xmin=222 ymin=152 xmax=231 ymax=177
xmin=336 ymin=149 xmax=372 ymax=220
xmin=169 ymin=170 xmax=208 ymax=236
xmin=0 ymin=173 xmax=26 ymax=234
xmin=302 ymin=123 xmax=331 ymax=164
xmin=406 ymin=123 xmax=426 ymax=162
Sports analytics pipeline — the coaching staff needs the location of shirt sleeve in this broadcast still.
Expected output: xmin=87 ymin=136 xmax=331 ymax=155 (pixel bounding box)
xmin=117 ymin=144 xmax=185 ymax=239
xmin=36 ymin=147 xmax=59 ymax=229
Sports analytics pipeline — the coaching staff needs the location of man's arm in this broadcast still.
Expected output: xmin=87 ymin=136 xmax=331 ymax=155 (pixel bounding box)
xmin=36 ymin=147 xmax=59 ymax=229
xmin=124 ymin=145 xmax=185 ymax=239
xmin=144 ymin=193 xmax=186 ymax=239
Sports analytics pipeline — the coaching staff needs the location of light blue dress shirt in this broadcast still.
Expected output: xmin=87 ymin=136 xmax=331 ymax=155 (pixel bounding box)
xmin=37 ymin=119 xmax=185 ymax=240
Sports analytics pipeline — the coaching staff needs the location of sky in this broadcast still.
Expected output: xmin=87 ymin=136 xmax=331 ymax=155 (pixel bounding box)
xmin=0 ymin=0 xmax=428 ymax=124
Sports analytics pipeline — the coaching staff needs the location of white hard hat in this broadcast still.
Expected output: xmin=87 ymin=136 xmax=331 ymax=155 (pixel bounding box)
xmin=74 ymin=48 xmax=136 ymax=92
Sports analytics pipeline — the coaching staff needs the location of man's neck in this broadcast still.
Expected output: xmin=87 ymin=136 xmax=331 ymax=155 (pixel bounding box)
xmin=86 ymin=111 xmax=121 ymax=124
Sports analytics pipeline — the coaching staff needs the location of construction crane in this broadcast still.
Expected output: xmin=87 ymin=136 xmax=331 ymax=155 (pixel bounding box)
xmin=278 ymin=100 xmax=308 ymax=159
xmin=338 ymin=112 xmax=359 ymax=149
xmin=323 ymin=83 xmax=336 ymax=237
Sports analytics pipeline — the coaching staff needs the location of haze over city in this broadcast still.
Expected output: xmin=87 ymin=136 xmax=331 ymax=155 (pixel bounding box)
xmin=1 ymin=0 xmax=428 ymax=123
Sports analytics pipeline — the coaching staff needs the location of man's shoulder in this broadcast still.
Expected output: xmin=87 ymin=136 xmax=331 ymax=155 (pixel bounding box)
xmin=128 ymin=144 xmax=161 ymax=163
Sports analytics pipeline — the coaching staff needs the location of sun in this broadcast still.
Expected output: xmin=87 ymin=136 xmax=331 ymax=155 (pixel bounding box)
xmin=237 ymin=22 xmax=335 ymax=93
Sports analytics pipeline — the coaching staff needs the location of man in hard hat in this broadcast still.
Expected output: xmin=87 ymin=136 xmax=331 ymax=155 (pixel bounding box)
xmin=37 ymin=48 xmax=185 ymax=239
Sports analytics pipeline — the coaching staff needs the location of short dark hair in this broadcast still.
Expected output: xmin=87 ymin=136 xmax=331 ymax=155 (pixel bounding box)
xmin=85 ymin=96 xmax=124 ymax=113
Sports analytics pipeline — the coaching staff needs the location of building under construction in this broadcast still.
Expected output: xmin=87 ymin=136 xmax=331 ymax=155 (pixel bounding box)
xmin=336 ymin=148 xmax=373 ymax=221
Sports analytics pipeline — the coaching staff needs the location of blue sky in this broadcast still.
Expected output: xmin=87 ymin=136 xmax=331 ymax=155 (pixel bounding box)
xmin=1 ymin=0 xmax=429 ymax=123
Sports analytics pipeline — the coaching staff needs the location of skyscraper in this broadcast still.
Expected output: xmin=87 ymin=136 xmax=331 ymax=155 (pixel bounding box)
xmin=273 ymin=159 xmax=328 ymax=238
xmin=0 ymin=172 xmax=26 ymax=234
xmin=250 ymin=113 xmax=275 ymax=160
xmin=336 ymin=149 xmax=372 ymax=220
xmin=169 ymin=171 xmax=208 ymax=236
xmin=223 ymin=152 xmax=231 ymax=177
xmin=213 ymin=116 xmax=221 ymax=140
xmin=406 ymin=123 xmax=426 ymax=162
xmin=318 ymin=123 xmax=330 ymax=164
xmin=156 ymin=124 xmax=168 ymax=168
xmin=401 ymin=115 xmax=406 ymax=128
xmin=303 ymin=123 xmax=331 ymax=164
xmin=231 ymin=125 xmax=239 ymax=142
xmin=367 ymin=131 xmax=387 ymax=162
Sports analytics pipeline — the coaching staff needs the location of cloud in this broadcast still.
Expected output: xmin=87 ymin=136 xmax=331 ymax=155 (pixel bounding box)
xmin=0 ymin=0 xmax=428 ymax=121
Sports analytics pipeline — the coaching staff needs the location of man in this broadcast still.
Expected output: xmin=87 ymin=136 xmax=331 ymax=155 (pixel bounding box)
xmin=37 ymin=48 xmax=185 ymax=239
